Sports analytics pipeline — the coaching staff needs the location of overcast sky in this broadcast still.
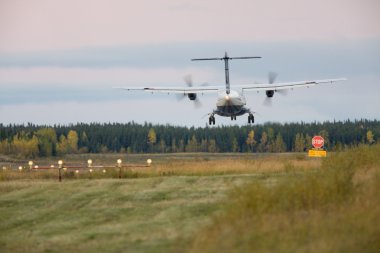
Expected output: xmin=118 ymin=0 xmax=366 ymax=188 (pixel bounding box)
xmin=0 ymin=0 xmax=379 ymax=126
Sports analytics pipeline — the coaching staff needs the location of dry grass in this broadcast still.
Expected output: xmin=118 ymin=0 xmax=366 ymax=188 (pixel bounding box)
xmin=1 ymin=148 xmax=378 ymax=253
xmin=188 ymin=145 xmax=380 ymax=253
xmin=0 ymin=153 xmax=321 ymax=181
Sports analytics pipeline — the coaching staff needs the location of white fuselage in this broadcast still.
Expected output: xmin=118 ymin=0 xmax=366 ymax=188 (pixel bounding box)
xmin=214 ymin=89 xmax=249 ymax=117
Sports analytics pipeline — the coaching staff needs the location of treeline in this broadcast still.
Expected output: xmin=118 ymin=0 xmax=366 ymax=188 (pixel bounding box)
xmin=0 ymin=119 xmax=378 ymax=158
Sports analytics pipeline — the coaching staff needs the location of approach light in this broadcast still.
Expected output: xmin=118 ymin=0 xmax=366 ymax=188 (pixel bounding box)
xmin=2 ymin=166 xmax=6 ymax=171
xmin=28 ymin=161 xmax=33 ymax=169
xmin=58 ymin=160 xmax=63 ymax=167
xmin=34 ymin=165 xmax=39 ymax=169
xmin=102 ymin=169 xmax=106 ymax=174
xmin=89 ymin=169 xmax=93 ymax=173
xmin=147 ymin=159 xmax=152 ymax=166
xmin=18 ymin=166 xmax=23 ymax=172
xmin=117 ymin=159 xmax=122 ymax=166
xmin=63 ymin=167 xmax=67 ymax=172
xmin=87 ymin=159 xmax=93 ymax=167
xmin=75 ymin=170 xmax=79 ymax=174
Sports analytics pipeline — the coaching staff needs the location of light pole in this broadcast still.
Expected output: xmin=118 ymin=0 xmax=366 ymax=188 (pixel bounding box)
xmin=117 ymin=159 xmax=122 ymax=179
xmin=88 ymin=159 xmax=93 ymax=179
xmin=28 ymin=161 xmax=33 ymax=170
xmin=58 ymin=160 xmax=63 ymax=182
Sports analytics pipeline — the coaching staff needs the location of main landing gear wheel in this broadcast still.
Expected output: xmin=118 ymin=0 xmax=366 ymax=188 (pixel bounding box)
xmin=230 ymin=116 xmax=237 ymax=121
xmin=209 ymin=115 xmax=216 ymax=125
xmin=248 ymin=114 xmax=254 ymax=124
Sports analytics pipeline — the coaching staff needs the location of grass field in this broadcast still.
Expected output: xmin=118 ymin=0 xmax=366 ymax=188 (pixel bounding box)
xmin=0 ymin=147 xmax=379 ymax=253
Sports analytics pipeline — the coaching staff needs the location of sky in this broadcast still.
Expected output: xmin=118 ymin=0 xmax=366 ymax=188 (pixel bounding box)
xmin=0 ymin=0 xmax=379 ymax=127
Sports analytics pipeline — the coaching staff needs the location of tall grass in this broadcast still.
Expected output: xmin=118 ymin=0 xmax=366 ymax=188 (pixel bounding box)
xmin=189 ymin=144 xmax=380 ymax=253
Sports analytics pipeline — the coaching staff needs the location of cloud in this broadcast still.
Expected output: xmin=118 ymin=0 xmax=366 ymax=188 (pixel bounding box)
xmin=1 ymin=0 xmax=379 ymax=53
xmin=0 ymin=66 xmax=218 ymax=87
xmin=0 ymin=40 xmax=378 ymax=82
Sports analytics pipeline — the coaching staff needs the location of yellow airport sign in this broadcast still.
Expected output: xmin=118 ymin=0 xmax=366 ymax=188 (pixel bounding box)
xmin=308 ymin=149 xmax=327 ymax=157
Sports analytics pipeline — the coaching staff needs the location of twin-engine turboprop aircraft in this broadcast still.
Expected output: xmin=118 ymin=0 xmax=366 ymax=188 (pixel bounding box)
xmin=118 ymin=52 xmax=346 ymax=125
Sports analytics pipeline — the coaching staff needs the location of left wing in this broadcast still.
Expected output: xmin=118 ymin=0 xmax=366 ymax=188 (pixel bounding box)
xmin=114 ymin=85 xmax=222 ymax=94
xmin=236 ymin=78 xmax=347 ymax=92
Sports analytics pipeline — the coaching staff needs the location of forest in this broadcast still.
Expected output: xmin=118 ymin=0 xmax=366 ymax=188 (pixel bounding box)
xmin=0 ymin=119 xmax=378 ymax=158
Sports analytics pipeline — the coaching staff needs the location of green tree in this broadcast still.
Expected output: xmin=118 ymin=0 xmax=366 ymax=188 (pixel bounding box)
xmin=208 ymin=139 xmax=218 ymax=153
xmin=273 ymin=133 xmax=286 ymax=153
xmin=178 ymin=139 xmax=185 ymax=152
xmin=294 ymin=133 xmax=306 ymax=152
xmin=366 ymin=130 xmax=374 ymax=144
xmin=246 ymin=130 xmax=256 ymax=152
xmin=159 ymin=139 xmax=166 ymax=153
xmin=186 ymin=135 xmax=199 ymax=152
xmin=147 ymin=128 xmax=157 ymax=152
xmin=258 ymin=131 xmax=268 ymax=152
xmin=67 ymin=130 xmax=79 ymax=153
xmin=147 ymin=128 xmax=157 ymax=144
xmin=171 ymin=138 xmax=178 ymax=152
xmin=35 ymin=128 xmax=57 ymax=157
xmin=56 ymin=134 xmax=69 ymax=155
xmin=80 ymin=131 xmax=89 ymax=148
xmin=200 ymin=139 xmax=208 ymax=152
xmin=319 ymin=130 xmax=330 ymax=149
xmin=11 ymin=134 xmax=39 ymax=158
xmin=0 ymin=139 xmax=10 ymax=154
xmin=267 ymin=128 xmax=275 ymax=152
xmin=232 ymin=137 xmax=239 ymax=152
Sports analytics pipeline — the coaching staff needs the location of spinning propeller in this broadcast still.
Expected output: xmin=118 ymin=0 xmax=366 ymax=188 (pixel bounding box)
xmin=263 ymin=72 xmax=287 ymax=106
xmin=176 ymin=75 xmax=203 ymax=108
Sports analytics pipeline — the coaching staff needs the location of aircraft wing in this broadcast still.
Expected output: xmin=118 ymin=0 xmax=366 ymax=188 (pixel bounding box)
xmin=114 ymin=86 xmax=222 ymax=94
xmin=237 ymin=78 xmax=347 ymax=92
xmin=115 ymin=78 xmax=346 ymax=93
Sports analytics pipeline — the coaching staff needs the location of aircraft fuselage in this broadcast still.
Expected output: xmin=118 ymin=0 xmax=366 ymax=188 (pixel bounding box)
xmin=214 ymin=89 xmax=250 ymax=117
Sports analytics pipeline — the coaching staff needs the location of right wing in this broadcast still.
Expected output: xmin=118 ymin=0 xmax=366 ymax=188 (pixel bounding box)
xmin=236 ymin=78 xmax=347 ymax=92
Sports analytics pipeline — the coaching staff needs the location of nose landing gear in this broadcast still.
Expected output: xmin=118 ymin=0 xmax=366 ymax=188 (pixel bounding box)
xmin=209 ymin=115 xmax=216 ymax=125
xmin=248 ymin=114 xmax=254 ymax=124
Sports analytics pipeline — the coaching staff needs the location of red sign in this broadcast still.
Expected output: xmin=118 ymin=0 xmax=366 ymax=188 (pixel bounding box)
xmin=312 ymin=136 xmax=324 ymax=149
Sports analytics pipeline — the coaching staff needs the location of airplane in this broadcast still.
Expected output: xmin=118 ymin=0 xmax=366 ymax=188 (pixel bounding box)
xmin=117 ymin=52 xmax=346 ymax=125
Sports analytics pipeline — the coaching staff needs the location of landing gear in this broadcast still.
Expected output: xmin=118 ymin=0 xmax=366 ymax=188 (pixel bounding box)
xmin=209 ymin=115 xmax=216 ymax=125
xmin=230 ymin=116 xmax=237 ymax=121
xmin=248 ymin=114 xmax=254 ymax=124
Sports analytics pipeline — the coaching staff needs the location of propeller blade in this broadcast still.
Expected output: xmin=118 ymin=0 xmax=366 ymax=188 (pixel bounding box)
xmin=176 ymin=94 xmax=186 ymax=101
xmin=268 ymin=72 xmax=278 ymax=84
xmin=182 ymin=74 xmax=203 ymax=108
xmin=276 ymin=89 xmax=288 ymax=96
xmin=183 ymin=74 xmax=193 ymax=87
xmin=263 ymin=97 xmax=273 ymax=107
xmin=194 ymin=98 xmax=202 ymax=109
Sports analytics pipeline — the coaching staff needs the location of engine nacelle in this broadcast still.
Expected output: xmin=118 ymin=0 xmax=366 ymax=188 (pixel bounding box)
xmin=266 ymin=90 xmax=274 ymax=98
xmin=188 ymin=93 xmax=197 ymax=100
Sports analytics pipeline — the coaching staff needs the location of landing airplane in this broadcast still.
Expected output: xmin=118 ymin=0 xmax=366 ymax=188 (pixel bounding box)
xmin=117 ymin=52 xmax=346 ymax=125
